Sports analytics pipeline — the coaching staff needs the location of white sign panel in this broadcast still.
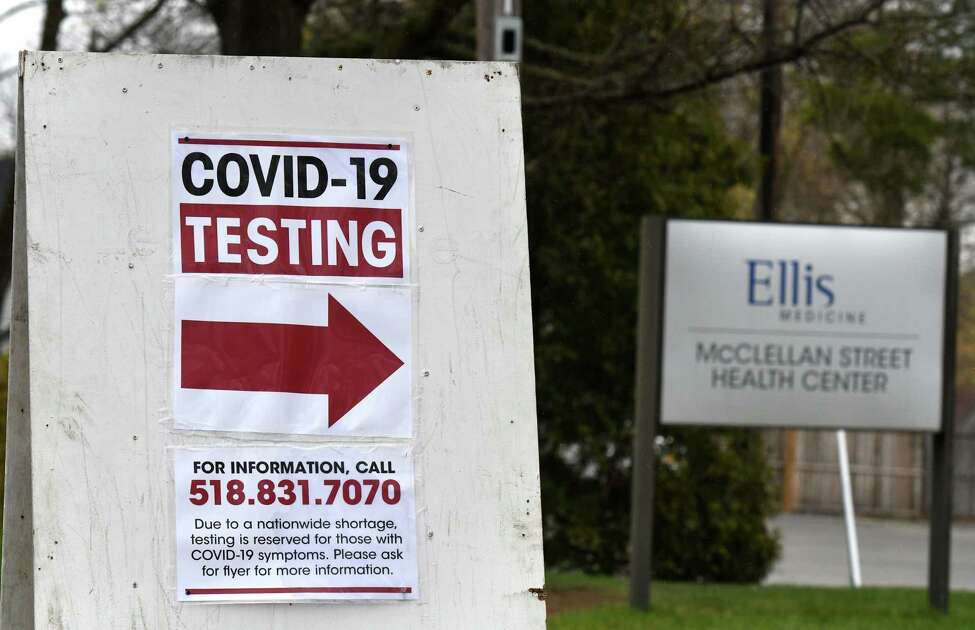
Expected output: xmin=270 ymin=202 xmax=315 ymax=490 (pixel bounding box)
xmin=173 ymin=276 xmax=412 ymax=436
xmin=174 ymin=445 xmax=418 ymax=602
xmin=661 ymin=220 xmax=947 ymax=431
xmin=172 ymin=131 xmax=410 ymax=283
xmin=14 ymin=52 xmax=544 ymax=629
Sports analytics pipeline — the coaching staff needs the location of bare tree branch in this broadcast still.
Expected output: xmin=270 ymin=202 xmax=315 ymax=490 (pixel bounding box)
xmin=792 ymin=0 xmax=808 ymax=44
xmin=93 ymin=0 xmax=168 ymax=53
xmin=375 ymin=0 xmax=468 ymax=59
xmin=0 ymin=0 xmax=43 ymax=25
xmin=524 ymin=36 xmax=619 ymax=67
xmin=523 ymin=0 xmax=888 ymax=109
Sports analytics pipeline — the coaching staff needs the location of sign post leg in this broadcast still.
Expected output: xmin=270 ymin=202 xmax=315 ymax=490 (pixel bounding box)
xmin=1 ymin=71 xmax=35 ymax=630
xmin=836 ymin=430 xmax=862 ymax=588
xmin=929 ymin=227 xmax=959 ymax=614
xmin=629 ymin=216 xmax=666 ymax=611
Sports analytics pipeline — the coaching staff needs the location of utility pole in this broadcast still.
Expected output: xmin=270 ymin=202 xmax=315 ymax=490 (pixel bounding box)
xmin=476 ymin=0 xmax=494 ymax=60
xmin=476 ymin=0 xmax=522 ymax=61
xmin=757 ymin=0 xmax=782 ymax=222
xmin=756 ymin=0 xmax=796 ymax=514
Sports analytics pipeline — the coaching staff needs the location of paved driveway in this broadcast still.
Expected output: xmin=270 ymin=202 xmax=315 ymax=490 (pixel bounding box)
xmin=765 ymin=513 xmax=975 ymax=590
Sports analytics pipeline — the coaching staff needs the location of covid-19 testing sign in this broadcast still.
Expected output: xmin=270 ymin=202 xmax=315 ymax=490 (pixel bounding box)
xmin=170 ymin=131 xmax=418 ymax=599
xmin=660 ymin=220 xmax=948 ymax=431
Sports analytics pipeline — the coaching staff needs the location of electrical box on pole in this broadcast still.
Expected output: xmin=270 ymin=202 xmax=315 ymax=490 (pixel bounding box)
xmin=495 ymin=15 xmax=523 ymax=62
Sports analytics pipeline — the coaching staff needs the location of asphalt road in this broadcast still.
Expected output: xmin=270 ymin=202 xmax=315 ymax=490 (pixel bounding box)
xmin=765 ymin=513 xmax=975 ymax=590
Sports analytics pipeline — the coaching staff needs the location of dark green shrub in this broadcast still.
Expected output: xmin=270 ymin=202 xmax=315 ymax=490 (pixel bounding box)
xmin=540 ymin=425 xmax=781 ymax=582
xmin=653 ymin=429 xmax=781 ymax=582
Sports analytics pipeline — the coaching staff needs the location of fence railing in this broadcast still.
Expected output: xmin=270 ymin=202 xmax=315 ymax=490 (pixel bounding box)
xmin=764 ymin=429 xmax=928 ymax=519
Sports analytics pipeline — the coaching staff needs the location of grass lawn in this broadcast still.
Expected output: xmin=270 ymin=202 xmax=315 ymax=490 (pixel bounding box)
xmin=546 ymin=571 xmax=975 ymax=629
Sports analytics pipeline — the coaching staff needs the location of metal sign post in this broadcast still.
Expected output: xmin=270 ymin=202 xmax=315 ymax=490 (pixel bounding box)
xmin=836 ymin=430 xmax=863 ymax=588
xmin=929 ymin=227 xmax=959 ymax=613
xmin=628 ymin=216 xmax=665 ymax=610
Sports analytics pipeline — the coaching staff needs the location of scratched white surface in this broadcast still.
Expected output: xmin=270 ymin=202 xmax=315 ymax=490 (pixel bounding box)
xmin=9 ymin=51 xmax=544 ymax=629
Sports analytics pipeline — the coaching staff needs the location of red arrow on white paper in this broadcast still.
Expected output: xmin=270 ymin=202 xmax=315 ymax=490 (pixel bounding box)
xmin=181 ymin=295 xmax=403 ymax=426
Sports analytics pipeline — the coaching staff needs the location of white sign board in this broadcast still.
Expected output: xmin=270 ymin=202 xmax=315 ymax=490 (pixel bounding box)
xmin=174 ymin=445 xmax=417 ymax=602
xmin=171 ymin=131 xmax=410 ymax=282
xmin=661 ymin=220 xmax=947 ymax=431
xmin=174 ymin=276 xmax=412 ymax=436
xmin=4 ymin=51 xmax=545 ymax=630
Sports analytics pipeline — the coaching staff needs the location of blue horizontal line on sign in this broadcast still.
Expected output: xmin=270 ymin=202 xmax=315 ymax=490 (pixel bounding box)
xmin=687 ymin=326 xmax=920 ymax=341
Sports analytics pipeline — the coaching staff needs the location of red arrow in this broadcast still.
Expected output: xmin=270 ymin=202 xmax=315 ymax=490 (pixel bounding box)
xmin=181 ymin=295 xmax=403 ymax=427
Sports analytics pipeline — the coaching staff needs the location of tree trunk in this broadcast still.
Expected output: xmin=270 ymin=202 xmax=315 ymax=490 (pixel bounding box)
xmin=39 ymin=0 xmax=64 ymax=51
xmin=877 ymin=189 xmax=906 ymax=227
xmin=206 ymin=0 xmax=314 ymax=56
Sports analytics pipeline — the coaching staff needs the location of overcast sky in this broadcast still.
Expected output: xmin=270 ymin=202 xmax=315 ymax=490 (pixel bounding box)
xmin=0 ymin=1 xmax=42 ymax=69
xmin=0 ymin=0 xmax=44 ymax=150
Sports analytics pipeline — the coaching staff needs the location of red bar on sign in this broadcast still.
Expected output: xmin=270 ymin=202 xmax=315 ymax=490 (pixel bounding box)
xmin=179 ymin=203 xmax=404 ymax=278
xmin=177 ymin=137 xmax=400 ymax=150
xmin=185 ymin=586 xmax=412 ymax=595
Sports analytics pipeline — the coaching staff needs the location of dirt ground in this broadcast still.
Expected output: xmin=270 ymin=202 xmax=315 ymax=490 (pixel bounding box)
xmin=545 ymin=587 xmax=623 ymax=616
